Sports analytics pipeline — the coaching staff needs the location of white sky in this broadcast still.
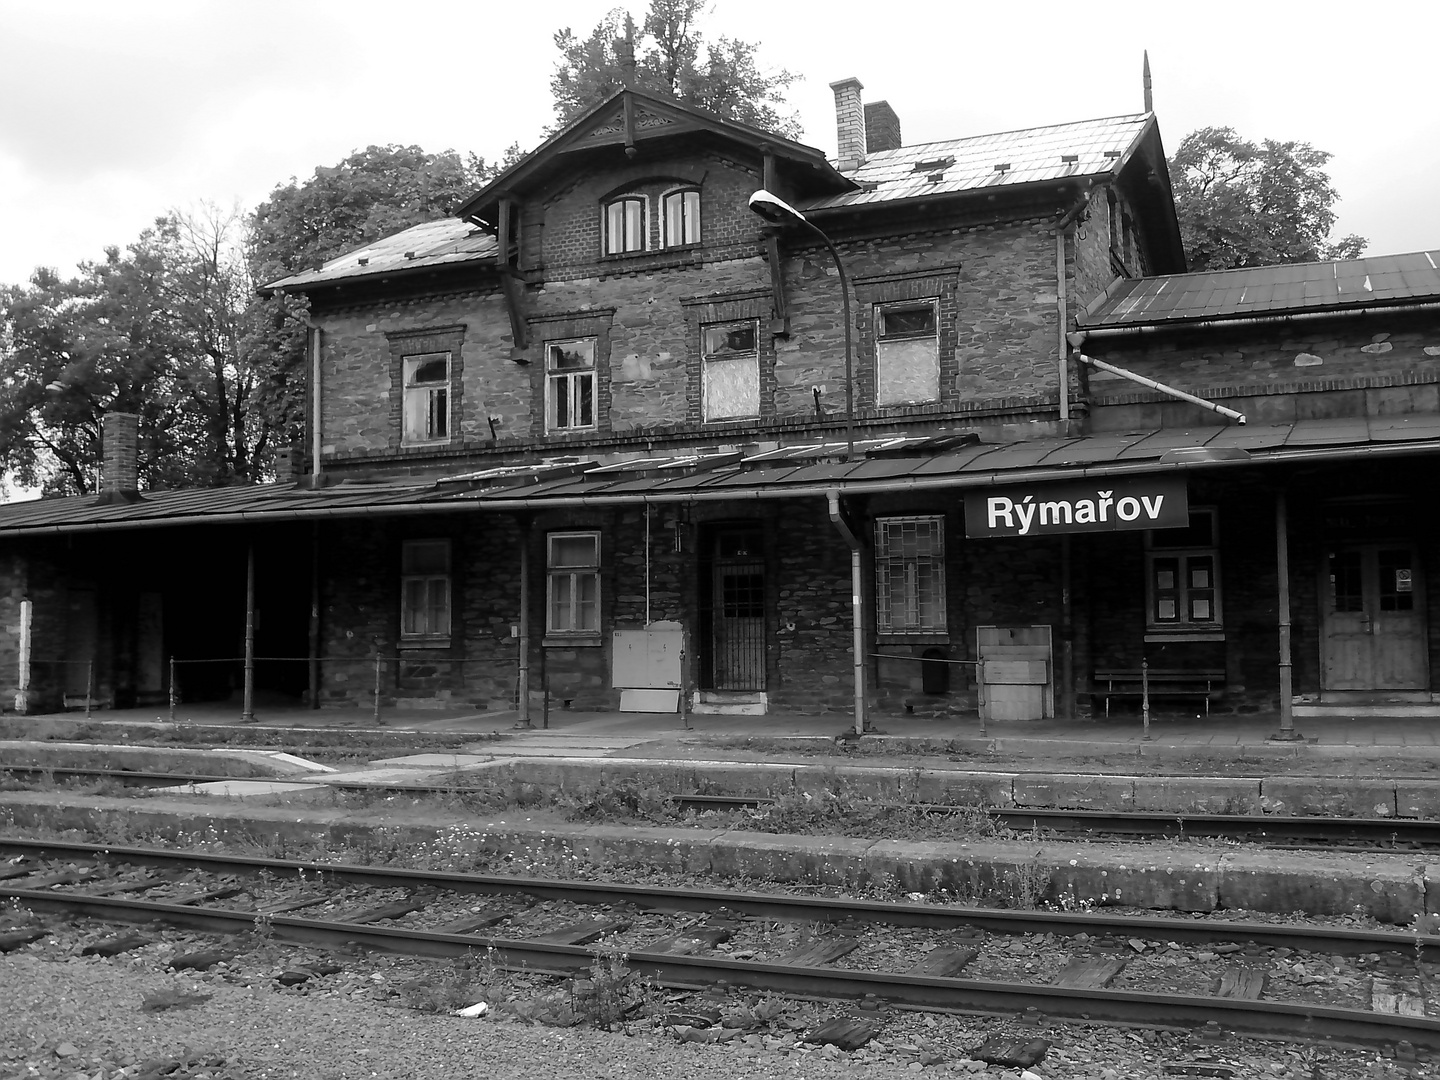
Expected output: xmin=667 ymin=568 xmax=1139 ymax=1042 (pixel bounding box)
xmin=1 ymin=0 xmax=1437 ymax=286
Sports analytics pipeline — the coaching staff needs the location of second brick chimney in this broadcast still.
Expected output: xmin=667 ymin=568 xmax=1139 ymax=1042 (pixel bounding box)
xmin=829 ymin=77 xmax=867 ymax=172
xmin=864 ymin=101 xmax=902 ymax=153
xmin=97 ymin=411 xmax=142 ymax=505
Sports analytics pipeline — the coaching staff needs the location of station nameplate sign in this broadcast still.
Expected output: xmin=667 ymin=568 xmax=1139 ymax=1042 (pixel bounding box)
xmin=964 ymin=478 xmax=1188 ymax=538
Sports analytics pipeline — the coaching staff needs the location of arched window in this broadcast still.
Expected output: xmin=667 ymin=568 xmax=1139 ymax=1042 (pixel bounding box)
xmin=662 ymin=188 xmax=701 ymax=247
xmin=604 ymin=196 xmax=645 ymax=254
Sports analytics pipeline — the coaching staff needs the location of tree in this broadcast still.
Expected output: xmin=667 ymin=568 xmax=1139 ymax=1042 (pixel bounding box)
xmin=1170 ymin=127 xmax=1367 ymax=272
xmin=245 ymin=145 xmax=516 ymax=458
xmin=550 ymin=0 xmax=800 ymax=138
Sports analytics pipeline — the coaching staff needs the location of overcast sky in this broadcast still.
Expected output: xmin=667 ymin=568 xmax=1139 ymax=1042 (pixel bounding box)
xmin=2 ymin=0 xmax=1436 ymax=287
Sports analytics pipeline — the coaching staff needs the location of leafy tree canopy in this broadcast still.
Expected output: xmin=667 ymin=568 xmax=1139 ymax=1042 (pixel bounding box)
xmin=550 ymin=0 xmax=800 ymax=139
xmin=1170 ymin=126 xmax=1367 ymax=272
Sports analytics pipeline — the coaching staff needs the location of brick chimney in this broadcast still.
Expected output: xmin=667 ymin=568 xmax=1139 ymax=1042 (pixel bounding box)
xmin=829 ymin=77 xmax=867 ymax=172
xmin=273 ymin=446 xmax=304 ymax=484
xmin=97 ymin=411 xmax=142 ymax=505
xmin=864 ymin=101 xmax=902 ymax=153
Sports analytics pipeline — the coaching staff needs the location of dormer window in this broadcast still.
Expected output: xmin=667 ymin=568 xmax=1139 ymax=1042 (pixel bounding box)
xmin=402 ymin=353 xmax=450 ymax=444
xmin=663 ymin=188 xmax=701 ymax=247
xmin=604 ymin=196 xmax=645 ymax=254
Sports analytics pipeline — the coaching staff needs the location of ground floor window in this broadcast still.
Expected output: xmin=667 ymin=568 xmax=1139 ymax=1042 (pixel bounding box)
xmin=401 ymin=539 xmax=451 ymax=640
xmin=1146 ymin=508 xmax=1220 ymax=629
xmin=875 ymin=515 xmax=946 ymax=633
xmin=548 ymin=531 xmax=600 ymax=635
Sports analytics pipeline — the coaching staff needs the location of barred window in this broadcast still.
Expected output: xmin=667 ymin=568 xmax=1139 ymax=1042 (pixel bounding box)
xmin=875 ymin=515 xmax=946 ymax=633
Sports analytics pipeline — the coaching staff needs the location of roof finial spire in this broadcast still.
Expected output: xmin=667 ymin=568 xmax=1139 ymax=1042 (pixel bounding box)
xmin=1143 ymin=50 xmax=1153 ymax=113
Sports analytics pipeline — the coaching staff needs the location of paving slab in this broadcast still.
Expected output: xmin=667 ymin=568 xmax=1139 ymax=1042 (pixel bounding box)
xmin=166 ymin=780 xmax=325 ymax=799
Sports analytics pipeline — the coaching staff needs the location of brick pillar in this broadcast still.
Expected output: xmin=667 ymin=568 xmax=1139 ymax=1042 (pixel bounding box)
xmin=100 ymin=412 xmax=140 ymax=500
xmin=829 ymin=77 xmax=866 ymax=172
xmin=864 ymin=101 xmax=902 ymax=153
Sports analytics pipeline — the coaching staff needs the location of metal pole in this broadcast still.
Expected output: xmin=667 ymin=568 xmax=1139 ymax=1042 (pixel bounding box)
xmin=85 ymin=660 xmax=94 ymax=718
xmin=810 ymin=230 xmax=856 ymax=462
xmin=168 ymin=656 xmax=176 ymax=723
xmin=241 ymin=541 xmax=256 ymax=723
xmin=679 ymin=645 xmax=689 ymax=730
xmin=1141 ymin=657 xmax=1150 ymax=741
xmin=851 ymin=546 xmax=866 ymax=736
xmin=16 ymin=599 xmax=30 ymax=715
xmin=308 ymin=522 xmax=320 ymax=709
xmin=1272 ymin=490 xmax=1302 ymax=741
xmin=517 ymin=517 xmax=532 ymax=728
xmin=541 ymin=646 xmax=549 ymax=730
xmin=1060 ymin=535 xmax=1073 ymax=720
xmin=372 ymin=649 xmax=382 ymax=725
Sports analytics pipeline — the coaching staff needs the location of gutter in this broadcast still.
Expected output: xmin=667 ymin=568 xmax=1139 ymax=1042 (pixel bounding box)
xmin=6 ymin=439 xmax=1440 ymax=537
xmin=1074 ymin=299 xmax=1440 ymax=341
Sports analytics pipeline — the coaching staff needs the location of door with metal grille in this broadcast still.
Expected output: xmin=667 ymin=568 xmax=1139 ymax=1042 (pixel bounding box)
xmin=711 ymin=529 xmax=765 ymax=690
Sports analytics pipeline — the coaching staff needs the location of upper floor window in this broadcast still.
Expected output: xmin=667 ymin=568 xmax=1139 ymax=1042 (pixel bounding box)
xmin=402 ymin=353 xmax=450 ymax=444
xmin=546 ymin=339 xmax=596 ymax=432
xmin=401 ymin=539 xmax=451 ymax=641
xmin=876 ymin=301 xmax=939 ymax=406
xmin=875 ymin=516 xmax=947 ymax=634
xmin=663 ymin=188 xmax=701 ymax=247
xmin=604 ymin=196 xmax=645 ymax=255
xmin=548 ymin=531 xmax=600 ymax=635
xmin=701 ymin=321 xmax=759 ymax=421
xmin=1146 ymin=508 xmax=1221 ymax=630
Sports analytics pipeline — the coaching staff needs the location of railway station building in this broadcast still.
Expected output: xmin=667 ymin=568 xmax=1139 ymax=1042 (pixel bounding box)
xmin=1 ymin=79 xmax=1438 ymax=729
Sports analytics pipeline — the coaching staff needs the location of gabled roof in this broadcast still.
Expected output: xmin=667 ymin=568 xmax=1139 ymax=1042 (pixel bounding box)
xmin=1085 ymin=250 xmax=1440 ymax=328
xmin=262 ymin=217 xmax=497 ymax=294
xmin=804 ymin=114 xmax=1154 ymax=210
xmin=456 ymin=87 xmax=852 ymax=226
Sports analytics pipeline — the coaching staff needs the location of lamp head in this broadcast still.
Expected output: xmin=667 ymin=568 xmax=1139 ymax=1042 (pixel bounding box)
xmin=748 ymin=189 xmax=807 ymax=228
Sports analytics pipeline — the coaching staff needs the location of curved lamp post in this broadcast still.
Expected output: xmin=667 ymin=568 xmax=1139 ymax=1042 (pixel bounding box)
xmin=747 ymin=190 xmax=854 ymax=462
xmin=748 ymin=189 xmax=867 ymax=736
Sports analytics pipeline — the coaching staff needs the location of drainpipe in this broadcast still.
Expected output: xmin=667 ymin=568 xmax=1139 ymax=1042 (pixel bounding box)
xmin=1069 ymin=345 xmax=1247 ymax=425
xmin=826 ymin=490 xmax=867 ymax=738
xmin=1070 ymin=299 xmax=1440 ymax=342
xmin=1054 ymin=188 xmax=1091 ymax=426
xmin=309 ymin=326 xmax=323 ymax=482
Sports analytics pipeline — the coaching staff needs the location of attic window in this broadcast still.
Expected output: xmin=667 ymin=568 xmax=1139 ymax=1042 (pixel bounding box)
xmin=1103 ymin=150 xmax=1121 ymax=159
xmin=912 ymin=156 xmax=955 ymax=173
xmin=993 ymin=163 xmax=1011 ymax=172
xmin=604 ymin=195 xmax=646 ymax=255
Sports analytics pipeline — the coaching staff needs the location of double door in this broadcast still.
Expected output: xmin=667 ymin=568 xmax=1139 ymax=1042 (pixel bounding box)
xmin=1321 ymin=543 xmax=1427 ymax=691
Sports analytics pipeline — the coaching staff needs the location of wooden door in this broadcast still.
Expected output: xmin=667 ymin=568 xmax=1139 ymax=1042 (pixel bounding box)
xmin=1322 ymin=544 xmax=1427 ymax=691
xmin=711 ymin=529 xmax=765 ymax=690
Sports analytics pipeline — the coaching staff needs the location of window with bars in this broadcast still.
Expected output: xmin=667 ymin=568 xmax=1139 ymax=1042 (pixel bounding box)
xmin=547 ymin=532 xmax=600 ymax=635
xmin=701 ymin=321 xmax=759 ymax=421
xmin=1146 ymin=508 xmax=1221 ymax=629
xmin=604 ymin=196 xmax=645 ymax=255
xmin=876 ymin=302 xmax=939 ymax=405
xmin=875 ymin=516 xmax=947 ymax=633
xmin=401 ymin=539 xmax=451 ymax=640
xmin=402 ymin=353 xmax=450 ymax=444
xmin=545 ymin=339 xmax=596 ymax=432
xmin=662 ymin=188 xmax=701 ymax=247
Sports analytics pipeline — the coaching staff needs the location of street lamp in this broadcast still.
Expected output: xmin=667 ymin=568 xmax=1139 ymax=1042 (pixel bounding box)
xmin=749 ymin=189 xmax=867 ymax=737
xmin=747 ymin=189 xmax=855 ymax=462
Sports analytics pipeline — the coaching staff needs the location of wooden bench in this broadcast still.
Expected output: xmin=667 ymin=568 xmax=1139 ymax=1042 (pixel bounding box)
xmin=1092 ymin=668 xmax=1225 ymax=717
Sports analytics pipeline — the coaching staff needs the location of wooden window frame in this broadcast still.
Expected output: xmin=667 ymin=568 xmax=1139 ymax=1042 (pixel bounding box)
xmin=701 ymin=319 xmax=760 ymax=422
xmin=545 ymin=338 xmax=597 ymax=433
xmin=401 ymin=352 xmax=451 ymax=446
xmin=547 ymin=531 xmax=601 ymax=637
xmin=603 ymin=195 xmax=646 ymax=255
xmin=400 ymin=538 xmax=452 ymax=644
xmin=662 ymin=188 xmax=701 ymax=248
xmin=1145 ymin=507 xmax=1222 ymax=633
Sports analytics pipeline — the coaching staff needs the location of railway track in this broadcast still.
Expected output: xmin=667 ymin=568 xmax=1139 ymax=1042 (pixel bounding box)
xmin=7 ymin=764 xmax=1440 ymax=851
xmin=3 ymin=837 xmax=1438 ymax=1051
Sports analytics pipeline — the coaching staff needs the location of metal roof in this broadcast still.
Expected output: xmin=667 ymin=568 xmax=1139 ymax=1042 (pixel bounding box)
xmin=1086 ymin=250 xmax=1440 ymax=327
xmin=3 ymin=415 xmax=1439 ymax=536
xmin=803 ymin=114 xmax=1152 ymax=211
xmin=263 ymin=218 xmax=498 ymax=293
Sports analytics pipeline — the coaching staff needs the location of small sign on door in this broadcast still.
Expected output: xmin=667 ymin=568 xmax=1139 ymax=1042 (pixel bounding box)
xmin=1396 ymin=569 xmax=1413 ymax=593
